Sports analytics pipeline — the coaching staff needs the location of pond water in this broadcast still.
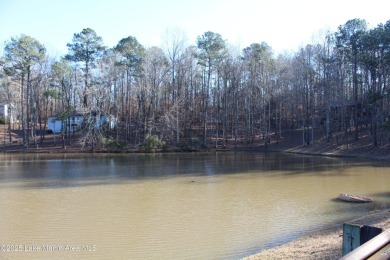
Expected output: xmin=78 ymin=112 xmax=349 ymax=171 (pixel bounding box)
xmin=0 ymin=152 xmax=389 ymax=259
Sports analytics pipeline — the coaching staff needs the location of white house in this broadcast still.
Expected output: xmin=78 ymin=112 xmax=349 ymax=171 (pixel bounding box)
xmin=47 ymin=112 xmax=111 ymax=133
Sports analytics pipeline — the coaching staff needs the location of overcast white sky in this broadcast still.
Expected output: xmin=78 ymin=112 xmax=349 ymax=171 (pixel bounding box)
xmin=0 ymin=0 xmax=389 ymax=57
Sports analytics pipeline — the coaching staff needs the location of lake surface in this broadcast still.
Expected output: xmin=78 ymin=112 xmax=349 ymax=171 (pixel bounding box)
xmin=0 ymin=152 xmax=389 ymax=259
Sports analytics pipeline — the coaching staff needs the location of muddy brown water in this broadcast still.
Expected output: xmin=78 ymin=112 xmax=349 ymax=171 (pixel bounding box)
xmin=0 ymin=152 xmax=389 ymax=259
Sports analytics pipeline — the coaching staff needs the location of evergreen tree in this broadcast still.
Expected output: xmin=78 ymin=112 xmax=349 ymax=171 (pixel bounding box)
xmin=65 ymin=28 xmax=105 ymax=108
xmin=3 ymin=34 xmax=46 ymax=148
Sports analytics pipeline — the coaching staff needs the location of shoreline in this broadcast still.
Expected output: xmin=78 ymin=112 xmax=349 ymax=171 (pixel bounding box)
xmin=1 ymin=124 xmax=390 ymax=161
xmin=1 ymin=134 xmax=389 ymax=162
xmin=1 ymin=121 xmax=390 ymax=160
xmin=243 ymin=209 xmax=390 ymax=260
xmin=0 ymin=144 xmax=389 ymax=158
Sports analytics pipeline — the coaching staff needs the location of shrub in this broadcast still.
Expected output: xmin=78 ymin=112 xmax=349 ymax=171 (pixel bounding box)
xmin=0 ymin=116 xmax=9 ymax=124
xmin=108 ymin=139 xmax=125 ymax=150
xmin=101 ymin=137 xmax=125 ymax=150
xmin=178 ymin=137 xmax=207 ymax=151
xmin=139 ymin=134 xmax=166 ymax=153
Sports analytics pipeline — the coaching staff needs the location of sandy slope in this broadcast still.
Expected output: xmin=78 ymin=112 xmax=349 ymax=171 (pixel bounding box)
xmin=243 ymin=210 xmax=390 ymax=260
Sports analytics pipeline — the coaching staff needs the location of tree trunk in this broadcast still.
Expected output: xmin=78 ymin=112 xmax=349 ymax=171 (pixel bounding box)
xmin=372 ymin=107 xmax=377 ymax=147
xmin=7 ymin=106 xmax=12 ymax=144
xmin=176 ymin=101 xmax=180 ymax=145
xmin=326 ymin=105 xmax=331 ymax=142
xmin=353 ymin=56 xmax=359 ymax=141
xmin=84 ymin=60 xmax=89 ymax=108
xmin=234 ymin=92 xmax=238 ymax=148
xmin=26 ymin=68 xmax=31 ymax=148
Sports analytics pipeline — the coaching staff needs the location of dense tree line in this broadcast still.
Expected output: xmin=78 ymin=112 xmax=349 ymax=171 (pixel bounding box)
xmin=1 ymin=18 xmax=390 ymax=150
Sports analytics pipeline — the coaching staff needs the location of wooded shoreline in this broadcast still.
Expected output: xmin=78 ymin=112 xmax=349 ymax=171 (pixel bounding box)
xmin=2 ymin=19 xmax=390 ymax=155
xmin=1 ymin=125 xmax=389 ymax=162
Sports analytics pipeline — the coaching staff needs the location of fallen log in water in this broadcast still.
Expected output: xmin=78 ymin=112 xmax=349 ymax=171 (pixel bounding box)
xmin=338 ymin=194 xmax=373 ymax=203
